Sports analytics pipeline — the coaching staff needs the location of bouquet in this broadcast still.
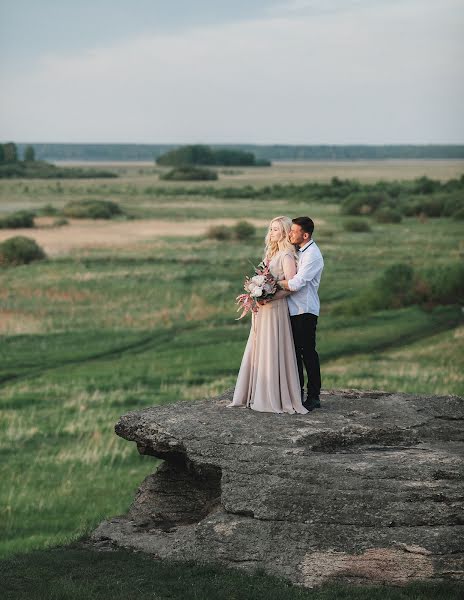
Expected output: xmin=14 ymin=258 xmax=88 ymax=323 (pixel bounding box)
xmin=235 ymin=260 xmax=278 ymax=319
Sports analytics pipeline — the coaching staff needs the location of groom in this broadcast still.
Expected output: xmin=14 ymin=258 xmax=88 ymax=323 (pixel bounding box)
xmin=279 ymin=216 xmax=324 ymax=411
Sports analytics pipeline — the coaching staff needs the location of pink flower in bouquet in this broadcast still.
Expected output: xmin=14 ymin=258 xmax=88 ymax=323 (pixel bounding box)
xmin=235 ymin=260 xmax=278 ymax=319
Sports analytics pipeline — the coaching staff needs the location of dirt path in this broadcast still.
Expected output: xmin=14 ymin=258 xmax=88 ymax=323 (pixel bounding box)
xmin=0 ymin=217 xmax=273 ymax=256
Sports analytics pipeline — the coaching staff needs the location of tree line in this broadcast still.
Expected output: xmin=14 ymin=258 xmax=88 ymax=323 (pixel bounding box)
xmin=14 ymin=143 xmax=464 ymax=162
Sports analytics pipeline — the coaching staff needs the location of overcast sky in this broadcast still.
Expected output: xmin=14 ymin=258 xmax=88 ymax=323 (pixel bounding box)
xmin=0 ymin=0 xmax=463 ymax=144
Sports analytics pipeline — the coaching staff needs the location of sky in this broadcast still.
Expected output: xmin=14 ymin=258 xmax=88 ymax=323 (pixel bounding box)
xmin=0 ymin=0 xmax=463 ymax=144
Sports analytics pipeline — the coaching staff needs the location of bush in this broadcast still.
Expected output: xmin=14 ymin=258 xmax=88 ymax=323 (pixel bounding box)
xmin=233 ymin=220 xmax=256 ymax=240
xmin=415 ymin=196 xmax=446 ymax=217
xmin=62 ymin=199 xmax=122 ymax=219
xmin=160 ymin=166 xmax=218 ymax=181
xmin=0 ymin=236 xmax=46 ymax=266
xmin=342 ymin=219 xmax=371 ymax=232
xmin=374 ymin=207 xmax=402 ymax=223
xmin=206 ymin=225 xmax=232 ymax=240
xmin=412 ymin=176 xmax=441 ymax=195
xmin=0 ymin=210 xmax=35 ymax=229
xmin=423 ymin=263 xmax=464 ymax=305
xmin=53 ymin=217 xmax=69 ymax=226
xmin=340 ymin=193 xmax=369 ymax=215
xmin=339 ymin=261 xmax=463 ymax=314
xmin=0 ymin=161 xmax=117 ymax=179
xmin=38 ymin=204 xmax=59 ymax=216
xmin=443 ymin=193 xmax=464 ymax=217
xmin=341 ymin=191 xmax=390 ymax=216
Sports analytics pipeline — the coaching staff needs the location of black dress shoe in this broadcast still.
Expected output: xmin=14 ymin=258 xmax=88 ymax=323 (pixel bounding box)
xmin=306 ymin=396 xmax=321 ymax=409
xmin=302 ymin=400 xmax=314 ymax=411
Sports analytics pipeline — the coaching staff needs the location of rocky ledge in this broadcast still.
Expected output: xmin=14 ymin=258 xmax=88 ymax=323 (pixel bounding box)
xmin=91 ymin=389 xmax=464 ymax=588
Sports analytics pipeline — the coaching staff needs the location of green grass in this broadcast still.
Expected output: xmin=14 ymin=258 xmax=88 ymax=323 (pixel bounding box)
xmin=2 ymin=546 xmax=463 ymax=600
xmin=1 ymin=163 xmax=463 ymax=594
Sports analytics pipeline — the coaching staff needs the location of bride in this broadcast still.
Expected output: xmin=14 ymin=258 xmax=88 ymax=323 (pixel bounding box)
xmin=228 ymin=216 xmax=308 ymax=414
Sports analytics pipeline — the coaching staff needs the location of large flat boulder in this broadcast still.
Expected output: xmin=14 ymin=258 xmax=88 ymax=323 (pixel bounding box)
xmin=91 ymin=389 xmax=464 ymax=588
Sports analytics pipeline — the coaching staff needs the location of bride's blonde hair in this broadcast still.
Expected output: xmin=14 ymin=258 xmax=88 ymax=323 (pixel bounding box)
xmin=264 ymin=216 xmax=296 ymax=261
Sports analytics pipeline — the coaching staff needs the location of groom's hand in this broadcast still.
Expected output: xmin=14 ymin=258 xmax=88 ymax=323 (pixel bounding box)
xmin=279 ymin=279 xmax=289 ymax=290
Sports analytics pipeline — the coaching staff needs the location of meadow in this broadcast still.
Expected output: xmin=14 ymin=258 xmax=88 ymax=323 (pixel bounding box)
xmin=1 ymin=160 xmax=463 ymax=598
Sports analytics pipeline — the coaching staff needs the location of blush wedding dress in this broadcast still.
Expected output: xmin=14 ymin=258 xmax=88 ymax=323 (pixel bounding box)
xmin=228 ymin=251 xmax=308 ymax=414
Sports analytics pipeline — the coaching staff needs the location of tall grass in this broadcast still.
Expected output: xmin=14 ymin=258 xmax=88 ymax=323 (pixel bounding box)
xmin=1 ymin=164 xmax=463 ymax=596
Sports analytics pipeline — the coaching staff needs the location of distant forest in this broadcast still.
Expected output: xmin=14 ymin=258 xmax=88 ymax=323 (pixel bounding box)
xmin=14 ymin=143 xmax=464 ymax=162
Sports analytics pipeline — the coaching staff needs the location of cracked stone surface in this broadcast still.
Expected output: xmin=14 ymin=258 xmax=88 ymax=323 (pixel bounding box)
xmin=90 ymin=389 xmax=464 ymax=588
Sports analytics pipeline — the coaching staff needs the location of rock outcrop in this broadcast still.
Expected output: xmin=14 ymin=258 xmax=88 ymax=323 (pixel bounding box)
xmin=91 ymin=389 xmax=464 ymax=588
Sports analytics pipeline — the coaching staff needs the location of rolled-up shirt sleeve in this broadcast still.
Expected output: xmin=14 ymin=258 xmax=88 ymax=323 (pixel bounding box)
xmin=288 ymin=256 xmax=324 ymax=292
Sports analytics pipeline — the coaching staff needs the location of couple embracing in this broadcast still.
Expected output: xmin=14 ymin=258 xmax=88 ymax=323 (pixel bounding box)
xmin=229 ymin=216 xmax=324 ymax=415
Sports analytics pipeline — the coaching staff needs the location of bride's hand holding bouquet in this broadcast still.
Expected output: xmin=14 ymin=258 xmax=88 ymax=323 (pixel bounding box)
xmin=235 ymin=260 xmax=279 ymax=320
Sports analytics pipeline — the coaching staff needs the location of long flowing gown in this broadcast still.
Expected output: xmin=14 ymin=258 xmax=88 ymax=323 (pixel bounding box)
xmin=229 ymin=251 xmax=308 ymax=414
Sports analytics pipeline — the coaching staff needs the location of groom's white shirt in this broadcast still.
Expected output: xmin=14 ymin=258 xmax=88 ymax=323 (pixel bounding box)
xmin=286 ymin=240 xmax=324 ymax=316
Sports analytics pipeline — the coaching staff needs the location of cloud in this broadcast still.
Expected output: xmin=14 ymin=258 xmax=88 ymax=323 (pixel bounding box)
xmin=267 ymin=0 xmax=368 ymax=17
xmin=1 ymin=0 xmax=463 ymax=143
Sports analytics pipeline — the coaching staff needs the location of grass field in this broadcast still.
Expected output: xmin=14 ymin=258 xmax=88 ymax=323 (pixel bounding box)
xmin=1 ymin=160 xmax=463 ymax=597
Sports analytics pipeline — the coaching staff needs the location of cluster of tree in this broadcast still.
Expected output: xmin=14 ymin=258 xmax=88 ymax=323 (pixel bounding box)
xmin=160 ymin=166 xmax=218 ymax=181
xmin=0 ymin=142 xmax=35 ymax=163
xmin=15 ymin=143 xmax=464 ymax=162
xmin=0 ymin=143 xmax=117 ymax=179
xmin=156 ymin=145 xmax=270 ymax=167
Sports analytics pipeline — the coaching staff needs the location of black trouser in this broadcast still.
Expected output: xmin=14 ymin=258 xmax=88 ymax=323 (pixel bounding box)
xmin=290 ymin=313 xmax=321 ymax=400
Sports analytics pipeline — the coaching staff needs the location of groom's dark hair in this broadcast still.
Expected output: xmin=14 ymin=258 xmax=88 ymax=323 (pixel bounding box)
xmin=292 ymin=216 xmax=314 ymax=235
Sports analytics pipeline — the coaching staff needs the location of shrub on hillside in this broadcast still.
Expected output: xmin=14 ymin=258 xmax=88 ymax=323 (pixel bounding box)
xmin=339 ymin=262 xmax=463 ymax=315
xmin=206 ymin=225 xmax=232 ymax=240
xmin=340 ymin=191 xmax=390 ymax=216
xmin=421 ymin=263 xmax=464 ymax=305
xmin=62 ymin=199 xmax=122 ymax=219
xmin=160 ymin=166 xmax=218 ymax=181
xmin=0 ymin=236 xmax=46 ymax=266
xmin=53 ymin=217 xmax=69 ymax=226
xmin=342 ymin=219 xmax=371 ymax=232
xmin=0 ymin=210 xmax=35 ymax=229
xmin=399 ymin=192 xmax=463 ymax=219
xmin=374 ymin=207 xmax=402 ymax=223
xmin=377 ymin=263 xmax=416 ymax=307
xmin=38 ymin=204 xmax=59 ymax=216
xmin=233 ymin=220 xmax=256 ymax=240
xmin=410 ymin=196 xmax=445 ymax=217
xmin=412 ymin=176 xmax=441 ymax=195
xmin=443 ymin=192 xmax=464 ymax=217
